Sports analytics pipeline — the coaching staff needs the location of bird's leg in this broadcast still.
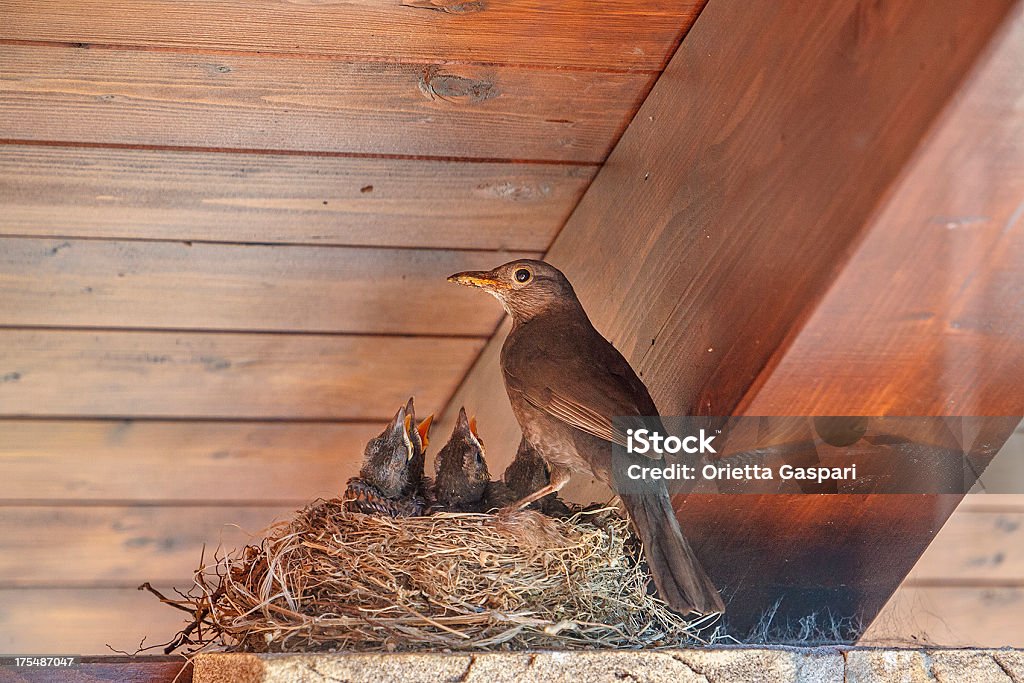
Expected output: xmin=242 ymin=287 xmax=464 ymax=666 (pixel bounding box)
xmin=507 ymin=465 xmax=570 ymax=511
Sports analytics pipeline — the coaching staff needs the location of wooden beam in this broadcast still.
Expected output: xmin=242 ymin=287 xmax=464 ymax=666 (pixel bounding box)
xmin=0 ymin=0 xmax=704 ymax=70
xmin=0 ymin=330 xmax=482 ymax=419
xmin=0 ymin=238 xmax=536 ymax=335
xmin=439 ymin=0 xmax=1018 ymax=636
xmin=0 ymin=145 xmax=594 ymax=250
xmin=0 ymin=45 xmax=652 ymax=162
xmin=724 ymin=7 xmax=1024 ymax=641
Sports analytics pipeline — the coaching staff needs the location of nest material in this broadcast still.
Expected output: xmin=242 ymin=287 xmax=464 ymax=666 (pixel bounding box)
xmin=155 ymin=499 xmax=712 ymax=653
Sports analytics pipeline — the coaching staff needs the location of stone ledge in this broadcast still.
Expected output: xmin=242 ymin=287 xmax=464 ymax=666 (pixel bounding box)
xmin=192 ymin=647 xmax=1024 ymax=683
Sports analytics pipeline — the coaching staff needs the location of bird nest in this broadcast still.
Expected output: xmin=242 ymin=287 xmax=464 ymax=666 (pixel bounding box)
xmin=148 ymin=499 xmax=714 ymax=653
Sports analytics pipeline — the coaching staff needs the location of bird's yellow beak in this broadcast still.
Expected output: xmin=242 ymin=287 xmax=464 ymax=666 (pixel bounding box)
xmin=447 ymin=270 xmax=502 ymax=289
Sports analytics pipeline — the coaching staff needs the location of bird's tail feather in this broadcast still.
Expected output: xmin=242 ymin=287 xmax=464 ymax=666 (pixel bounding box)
xmin=621 ymin=487 xmax=724 ymax=615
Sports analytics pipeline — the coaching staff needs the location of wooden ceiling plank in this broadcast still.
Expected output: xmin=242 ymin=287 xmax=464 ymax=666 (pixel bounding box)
xmin=0 ymin=0 xmax=704 ymax=71
xmin=0 ymin=505 xmax=294 ymax=586
xmin=861 ymin=586 xmax=1024 ymax=647
xmin=437 ymin=0 xmax=1018 ymax=637
xmin=0 ymin=238 xmax=537 ymax=336
xmin=0 ymin=45 xmax=654 ymax=162
xmin=0 ymin=588 xmax=198 ymax=656
xmin=0 ymin=420 xmax=382 ymax=503
xmin=0 ymin=330 xmax=484 ymax=419
xmin=0 ymin=145 xmax=595 ymax=250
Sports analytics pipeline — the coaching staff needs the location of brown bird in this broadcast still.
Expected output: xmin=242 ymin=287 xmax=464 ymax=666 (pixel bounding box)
xmin=344 ymin=404 xmax=427 ymax=517
xmin=432 ymin=407 xmax=490 ymax=512
xmin=402 ymin=397 xmax=434 ymax=503
xmin=504 ymin=437 xmax=571 ymax=518
xmin=449 ymin=259 xmax=724 ymax=615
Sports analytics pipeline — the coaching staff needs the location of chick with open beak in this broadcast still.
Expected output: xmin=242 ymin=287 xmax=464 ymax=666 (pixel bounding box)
xmin=432 ymin=407 xmax=491 ymax=512
xmin=343 ymin=404 xmax=427 ymax=517
xmin=402 ymin=396 xmax=434 ymax=504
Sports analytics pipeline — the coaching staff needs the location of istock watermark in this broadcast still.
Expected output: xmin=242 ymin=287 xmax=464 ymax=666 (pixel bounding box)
xmin=610 ymin=415 xmax=1022 ymax=496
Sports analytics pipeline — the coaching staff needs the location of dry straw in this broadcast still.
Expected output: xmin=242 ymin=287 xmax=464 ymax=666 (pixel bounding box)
xmin=148 ymin=499 xmax=713 ymax=653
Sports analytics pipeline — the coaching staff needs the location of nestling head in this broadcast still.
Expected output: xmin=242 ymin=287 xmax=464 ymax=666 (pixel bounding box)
xmin=360 ymin=404 xmax=413 ymax=498
xmin=447 ymin=259 xmax=579 ymax=321
xmin=433 ymin=407 xmax=490 ymax=509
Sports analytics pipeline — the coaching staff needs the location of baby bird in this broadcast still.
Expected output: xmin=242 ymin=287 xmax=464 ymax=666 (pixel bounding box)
xmin=432 ymin=407 xmax=491 ymax=512
xmin=344 ymin=404 xmax=426 ymax=517
xmin=402 ymin=397 xmax=434 ymax=504
xmin=503 ymin=438 xmax=571 ymax=517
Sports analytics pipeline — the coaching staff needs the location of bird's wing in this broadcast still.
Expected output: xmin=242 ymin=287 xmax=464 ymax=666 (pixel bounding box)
xmin=504 ymin=329 xmax=662 ymax=457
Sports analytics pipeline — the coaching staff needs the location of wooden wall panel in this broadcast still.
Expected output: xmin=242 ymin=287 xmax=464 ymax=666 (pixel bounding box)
xmin=0 ymin=330 xmax=483 ymax=419
xmin=905 ymin=508 xmax=1024 ymax=583
xmin=862 ymin=586 xmax=1024 ymax=648
xmin=0 ymin=0 xmax=706 ymax=659
xmin=0 ymin=587 xmax=194 ymax=655
xmin=0 ymin=0 xmax=704 ymax=70
xmin=0 ymin=506 xmax=292 ymax=586
xmin=0 ymin=145 xmax=594 ymax=249
xmin=0 ymin=238 xmax=536 ymax=335
xmin=0 ymin=45 xmax=652 ymax=162
xmin=0 ymin=420 xmax=379 ymax=503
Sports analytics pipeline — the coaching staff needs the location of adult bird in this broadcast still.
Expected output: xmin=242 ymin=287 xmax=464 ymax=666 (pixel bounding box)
xmin=448 ymin=259 xmax=724 ymax=615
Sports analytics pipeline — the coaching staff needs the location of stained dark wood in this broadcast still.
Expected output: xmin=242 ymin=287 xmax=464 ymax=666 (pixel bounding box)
xmin=0 ymin=238 xmax=535 ymax=335
xmin=0 ymin=506 xmax=292 ymax=585
xmin=547 ymin=0 xmax=1015 ymax=417
xmin=723 ymin=10 xmax=1024 ymax=641
xmin=441 ymin=0 xmax=1019 ymax=639
xmin=0 ymin=330 xmax=483 ymax=419
xmin=0 ymin=0 xmax=704 ymax=70
xmin=0 ymin=45 xmax=653 ymax=162
xmin=0 ymin=420 xmax=381 ymax=502
xmin=0 ymin=145 xmax=594 ymax=249
xmin=739 ymin=29 xmax=1024 ymax=418
xmin=0 ymin=658 xmax=191 ymax=683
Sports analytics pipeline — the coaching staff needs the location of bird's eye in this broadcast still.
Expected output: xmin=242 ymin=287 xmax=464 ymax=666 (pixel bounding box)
xmin=514 ymin=268 xmax=532 ymax=283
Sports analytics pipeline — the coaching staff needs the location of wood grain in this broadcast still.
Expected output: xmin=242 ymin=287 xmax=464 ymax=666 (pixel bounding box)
xmin=0 ymin=238 xmax=535 ymax=335
xmin=906 ymin=510 xmax=1024 ymax=583
xmin=0 ymin=145 xmax=594 ymax=250
xmin=0 ymin=506 xmax=292 ymax=586
xmin=0 ymin=330 xmax=483 ymax=419
xmin=728 ymin=9 xmax=1024 ymax=640
xmin=0 ymin=420 xmax=379 ymax=502
xmin=552 ymin=0 xmax=1015 ymax=418
xmin=0 ymin=45 xmax=653 ymax=162
xmin=441 ymin=0 xmax=1018 ymax=638
xmin=740 ymin=11 xmax=1024 ymax=417
xmin=0 ymin=657 xmax=190 ymax=682
xmin=0 ymin=587 xmax=193 ymax=656
xmin=443 ymin=0 xmax=1014 ymax=455
xmin=861 ymin=586 xmax=1024 ymax=647
xmin=0 ymin=0 xmax=704 ymax=70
